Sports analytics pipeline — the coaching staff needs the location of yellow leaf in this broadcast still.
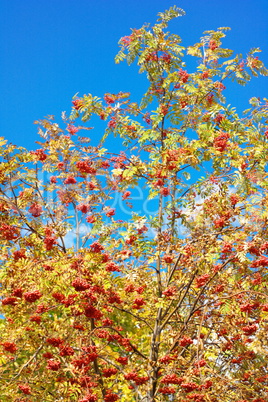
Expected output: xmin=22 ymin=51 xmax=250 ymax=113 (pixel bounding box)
xmin=0 ymin=137 xmax=7 ymax=147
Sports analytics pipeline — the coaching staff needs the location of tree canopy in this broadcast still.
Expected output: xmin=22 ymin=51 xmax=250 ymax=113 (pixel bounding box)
xmin=0 ymin=6 xmax=268 ymax=402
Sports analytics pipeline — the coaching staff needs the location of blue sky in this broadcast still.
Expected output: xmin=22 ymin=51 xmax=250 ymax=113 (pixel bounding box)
xmin=1 ymin=0 xmax=268 ymax=149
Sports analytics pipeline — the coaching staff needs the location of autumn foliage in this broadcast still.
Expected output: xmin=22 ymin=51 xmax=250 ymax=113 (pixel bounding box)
xmin=0 ymin=6 xmax=268 ymax=402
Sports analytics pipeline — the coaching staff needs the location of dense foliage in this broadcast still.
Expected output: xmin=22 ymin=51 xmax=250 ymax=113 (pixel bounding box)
xmin=0 ymin=6 xmax=268 ymax=402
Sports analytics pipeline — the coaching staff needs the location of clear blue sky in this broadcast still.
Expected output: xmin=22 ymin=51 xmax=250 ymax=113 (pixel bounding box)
xmin=1 ymin=0 xmax=268 ymax=149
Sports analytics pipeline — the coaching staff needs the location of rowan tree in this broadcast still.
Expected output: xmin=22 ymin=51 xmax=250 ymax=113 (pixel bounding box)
xmin=0 ymin=6 xmax=268 ymax=402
